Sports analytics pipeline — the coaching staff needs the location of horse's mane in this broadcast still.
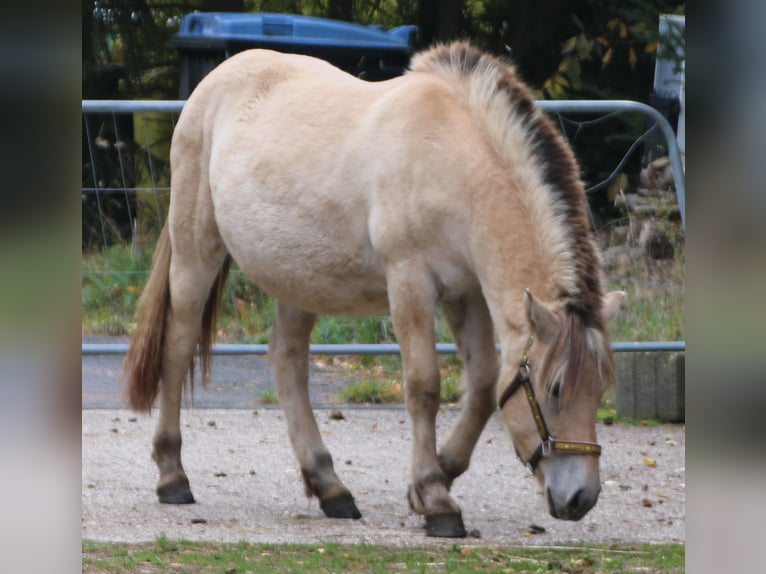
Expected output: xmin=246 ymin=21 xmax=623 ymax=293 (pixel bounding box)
xmin=409 ymin=42 xmax=605 ymax=327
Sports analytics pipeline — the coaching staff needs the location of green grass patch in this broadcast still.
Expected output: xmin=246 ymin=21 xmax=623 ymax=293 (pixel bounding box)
xmin=81 ymin=242 xmax=149 ymax=336
xmin=340 ymin=379 xmax=402 ymax=404
xmin=608 ymin=284 xmax=684 ymax=342
xmin=440 ymin=371 xmax=463 ymax=404
xmin=259 ymin=390 xmax=279 ymax=405
xmin=603 ymin=220 xmax=685 ymax=343
xmin=82 ymin=538 xmax=684 ymax=573
xmin=83 ymin=232 xmax=684 ymax=343
xmin=338 ymin=355 xmax=464 ymax=405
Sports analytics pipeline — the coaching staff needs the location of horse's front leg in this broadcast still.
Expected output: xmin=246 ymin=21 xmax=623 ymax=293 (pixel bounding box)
xmin=388 ymin=266 xmax=466 ymax=538
xmin=270 ymin=302 xmax=361 ymax=519
xmin=437 ymin=293 xmax=499 ymax=489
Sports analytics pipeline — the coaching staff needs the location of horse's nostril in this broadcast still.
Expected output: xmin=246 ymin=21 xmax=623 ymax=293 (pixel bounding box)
xmin=568 ymin=488 xmax=584 ymax=514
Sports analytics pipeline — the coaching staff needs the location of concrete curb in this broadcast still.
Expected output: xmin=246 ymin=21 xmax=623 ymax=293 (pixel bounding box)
xmin=616 ymin=352 xmax=685 ymax=422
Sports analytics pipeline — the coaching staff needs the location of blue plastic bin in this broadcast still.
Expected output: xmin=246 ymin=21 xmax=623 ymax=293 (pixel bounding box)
xmin=171 ymin=12 xmax=418 ymax=96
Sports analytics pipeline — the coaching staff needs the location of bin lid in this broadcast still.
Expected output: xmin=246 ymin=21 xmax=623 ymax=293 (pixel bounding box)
xmin=172 ymin=12 xmax=417 ymax=54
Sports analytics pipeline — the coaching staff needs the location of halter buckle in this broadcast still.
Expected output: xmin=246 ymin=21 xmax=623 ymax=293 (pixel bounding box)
xmin=541 ymin=438 xmax=553 ymax=457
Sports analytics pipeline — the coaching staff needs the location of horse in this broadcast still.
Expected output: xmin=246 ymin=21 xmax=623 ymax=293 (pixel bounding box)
xmin=121 ymin=41 xmax=624 ymax=538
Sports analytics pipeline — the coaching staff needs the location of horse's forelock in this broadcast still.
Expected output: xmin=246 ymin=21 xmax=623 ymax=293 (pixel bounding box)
xmin=540 ymin=312 xmax=613 ymax=410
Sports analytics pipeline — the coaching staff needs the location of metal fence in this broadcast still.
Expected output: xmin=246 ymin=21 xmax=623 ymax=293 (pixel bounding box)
xmin=82 ymin=99 xmax=685 ymax=356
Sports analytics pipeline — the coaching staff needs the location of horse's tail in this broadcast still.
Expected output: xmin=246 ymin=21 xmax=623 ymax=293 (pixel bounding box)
xmin=121 ymin=223 xmax=231 ymax=412
xmin=121 ymin=223 xmax=173 ymax=412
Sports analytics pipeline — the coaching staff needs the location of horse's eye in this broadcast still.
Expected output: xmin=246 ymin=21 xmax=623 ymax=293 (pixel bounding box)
xmin=550 ymin=381 xmax=562 ymax=400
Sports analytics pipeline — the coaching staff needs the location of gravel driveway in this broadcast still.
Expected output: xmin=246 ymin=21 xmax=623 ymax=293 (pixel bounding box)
xmin=82 ymin=406 xmax=685 ymax=547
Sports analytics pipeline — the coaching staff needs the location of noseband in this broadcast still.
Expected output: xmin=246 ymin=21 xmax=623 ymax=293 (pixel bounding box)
xmin=498 ymin=335 xmax=602 ymax=472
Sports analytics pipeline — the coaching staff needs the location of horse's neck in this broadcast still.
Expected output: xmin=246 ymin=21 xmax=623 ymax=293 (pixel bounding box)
xmin=468 ymin=197 xmax=563 ymax=375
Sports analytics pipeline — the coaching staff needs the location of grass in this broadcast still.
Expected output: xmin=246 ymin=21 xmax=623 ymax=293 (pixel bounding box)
xmin=82 ymin=244 xmax=276 ymax=340
xmin=259 ymin=390 xmax=279 ymax=405
xmin=340 ymin=379 xmax=402 ymax=404
xmin=602 ymin=217 xmax=685 ymax=343
xmin=82 ymin=237 xmax=684 ymax=343
xmin=338 ymin=355 xmax=464 ymax=405
xmin=81 ymin=242 xmax=148 ymax=336
xmin=82 ymin=538 xmax=684 ymax=573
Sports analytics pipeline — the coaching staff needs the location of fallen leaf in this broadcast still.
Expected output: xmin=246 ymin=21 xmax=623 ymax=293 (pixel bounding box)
xmin=643 ymin=458 xmax=657 ymax=467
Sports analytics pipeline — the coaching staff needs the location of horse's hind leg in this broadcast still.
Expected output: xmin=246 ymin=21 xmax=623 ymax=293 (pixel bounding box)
xmin=437 ymin=293 xmax=499 ymax=488
xmin=152 ymin=245 xmax=228 ymax=503
xmin=270 ymin=302 xmax=361 ymax=519
xmin=387 ymin=265 xmax=466 ymax=538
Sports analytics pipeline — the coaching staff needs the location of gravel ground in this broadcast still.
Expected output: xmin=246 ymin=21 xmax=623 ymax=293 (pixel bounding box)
xmin=82 ymin=407 xmax=685 ymax=546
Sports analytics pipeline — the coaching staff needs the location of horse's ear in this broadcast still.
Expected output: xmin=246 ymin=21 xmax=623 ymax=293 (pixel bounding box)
xmin=524 ymin=289 xmax=559 ymax=342
xmin=603 ymin=290 xmax=626 ymax=323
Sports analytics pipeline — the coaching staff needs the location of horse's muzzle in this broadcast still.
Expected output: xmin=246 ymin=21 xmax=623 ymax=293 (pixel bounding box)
xmin=542 ymin=454 xmax=601 ymax=520
xmin=546 ymin=483 xmax=600 ymax=521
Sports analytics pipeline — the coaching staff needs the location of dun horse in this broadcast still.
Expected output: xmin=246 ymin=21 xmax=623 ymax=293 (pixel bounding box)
xmin=122 ymin=42 xmax=624 ymax=538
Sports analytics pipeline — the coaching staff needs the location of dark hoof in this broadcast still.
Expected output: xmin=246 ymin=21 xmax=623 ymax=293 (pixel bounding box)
xmin=157 ymin=479 xmax=195 ymax=504
xmin=159 ymin=490 xmax=195 ymax=504
xmin=320 ymin=493 xmax=362 ymax=519
xmin=425 ymin=512 xmax=467 ymax=538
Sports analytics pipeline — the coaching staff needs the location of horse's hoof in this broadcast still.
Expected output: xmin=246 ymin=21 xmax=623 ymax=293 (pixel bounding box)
xmin=424 ymin=512 xmax=467 ymax=538
xmin=157 ymin=478 xmax=195 ymax=504
xmin=320 ymin=493 xmax=362 ymax=519
xmin=158 ymin=490 xmax=195 ymax=504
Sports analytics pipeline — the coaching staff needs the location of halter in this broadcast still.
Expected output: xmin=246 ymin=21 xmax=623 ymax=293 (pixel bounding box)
xmin=498 ymin=335 xmax=602 ymax=473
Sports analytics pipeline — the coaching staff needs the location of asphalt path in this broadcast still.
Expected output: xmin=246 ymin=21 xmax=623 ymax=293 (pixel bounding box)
xmin=82 ymin=337 xmax=356 ymax=409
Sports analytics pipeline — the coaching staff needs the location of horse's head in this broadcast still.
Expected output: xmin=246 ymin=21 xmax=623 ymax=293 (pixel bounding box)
xmin=499 ymin=289 xmax=625 ymax=521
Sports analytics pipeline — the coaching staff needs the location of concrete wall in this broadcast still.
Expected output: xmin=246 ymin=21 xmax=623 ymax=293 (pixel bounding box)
xmin=615 ymin=351 xmax=685 ymax=422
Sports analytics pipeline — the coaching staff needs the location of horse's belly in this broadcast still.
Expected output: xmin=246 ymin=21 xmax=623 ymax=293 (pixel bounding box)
xmin=215 ymin=206 xmax=389 ymax=316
